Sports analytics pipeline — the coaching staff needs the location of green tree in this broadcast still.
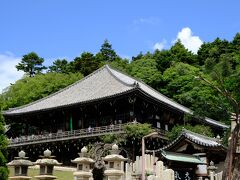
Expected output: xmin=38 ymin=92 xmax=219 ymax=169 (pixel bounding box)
xmin=124 ymin=123 xmax=153 ymax=140
xmin=108 ymin=58 xmax=130 ymax=74
xmin=16 ymin=52 xmax=46 ymax=77
xmin=132 ymin=51 xmax=144 ymax=61
xmin=100 ymin=133 xmax=125 ymax=144
xmin=161 ymin=62 xmax=229 ymax=122
xmin=198 ymin=38 xmax=231 ymax=66
xmin=1 ymin=72 xmax=83 ymax=110
xmin=48 ymin=59 xmax=69 ymax=73
xmin=170 ymin=40 xmax=197 ymax=65
xmin=167 ymin=124 xmax=214 ymax=141
xmin=73 ymin=52 xmax=100 ymax=76
xmin=130 ymin=58 xmax=162 ymax=90
xmin=153 ymin=49 xmax=172 ymax=73
xmin=124 ymin=123 xmax=153 ymax=160
xmin=231 ymin=33 xmax=240 ymax=51
xmin=96 ymin=40 xmax=117 ymax=62
xmin=0 ymin=111 xmax=9 ymax=180
xmin=198 ymin=54 xmax=240 ymax=179
xmin=161 ymin=62 xmax=200 ymax=100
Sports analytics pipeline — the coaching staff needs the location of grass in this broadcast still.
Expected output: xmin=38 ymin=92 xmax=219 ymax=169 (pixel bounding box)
xmin=9 ymin=167 xmax=74 ymax=180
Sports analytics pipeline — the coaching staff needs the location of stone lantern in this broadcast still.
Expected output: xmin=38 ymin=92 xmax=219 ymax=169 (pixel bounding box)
xmin=103 ymin=144 xmax=127 ymax=180
xmin=71 ymin=146 xmax=95 ymax=180
xmin=207 ymin=161 xmax=218 ymax=180
xmin=34 ymin=149 xmax=62 ymax=180
xmin=7 ymin=150 xmax=33 ymax=180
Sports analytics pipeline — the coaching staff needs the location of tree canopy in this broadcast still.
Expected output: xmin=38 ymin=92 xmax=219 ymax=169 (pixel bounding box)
xmin=1 ymin=72 xmax=83 ymax=110
xmin=16 ymin=52 xmax=46 ymax=77
xmin=130 ymin=58 xmax=162 ymax=90
xmin=167 ymin=124 xmax=214 ymax=141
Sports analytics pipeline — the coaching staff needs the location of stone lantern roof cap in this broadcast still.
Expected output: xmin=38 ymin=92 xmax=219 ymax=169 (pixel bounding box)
xmin=35 ymin=158 xmax=62 ymax=166
xmin=72 ymin=146 xmax=95 ymax=164
xmin=7 ymin=159 xmax=34 ymax=166
xmin=103 ymin=154 xmax=127 ymax=161
xmin=35 ymin=149 xmax=62 ymax=165
xmin=7 ymin=150 xmax=33 ymax=166
xmin=71 ymin=157 xmax=95 ymax=164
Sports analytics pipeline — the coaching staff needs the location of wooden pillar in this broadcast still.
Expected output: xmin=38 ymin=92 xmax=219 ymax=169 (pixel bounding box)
xmin=128 ymin=96 xmax=136 ymax=122
xmin=79 ymin=107 xmax=84 ymax=129
xmin=70 ymin=113 xmax=73 ymax=131
xmin=25 ymin=120 xmax=29 ymax=135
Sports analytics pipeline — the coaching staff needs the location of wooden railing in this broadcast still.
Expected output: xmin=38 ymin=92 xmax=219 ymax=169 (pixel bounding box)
xmin=8 ymin=123 xmax=167 ymax=147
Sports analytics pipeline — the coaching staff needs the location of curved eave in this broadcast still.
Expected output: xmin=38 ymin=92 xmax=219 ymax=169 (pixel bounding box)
xmin=150 ymin=131 xmax=226 ymax=153
xmin=204 ymin=117 xmax=229 ymax=129
xmin=163 ymin=133 xmax=226 ymax=151
xmin=185 ymin=137 xmax=227 ymax=151
xmin=3 ymin=88 xmax=138 ymax=117
xmin=136 ymin=87 xmax=228 ymax=129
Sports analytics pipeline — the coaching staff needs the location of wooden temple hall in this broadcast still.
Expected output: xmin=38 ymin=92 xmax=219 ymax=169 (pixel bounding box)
xmin=3 ymin=65 xmax=228 ymax=164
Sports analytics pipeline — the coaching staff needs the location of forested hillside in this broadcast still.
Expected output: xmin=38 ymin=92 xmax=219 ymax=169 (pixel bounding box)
xmin=1 ymin=34 xmax=240 ymax=178
xmin=2 ymin=34 xmax=240 ymax=125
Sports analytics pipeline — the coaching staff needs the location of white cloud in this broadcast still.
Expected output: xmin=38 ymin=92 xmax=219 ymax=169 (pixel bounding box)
xmin=153 ymin=40 xmax=166 ymax=51
xmin=0 ymin=53 xmax=24 ymax=93
xmin=175 ymin=27 xmax=203 ymax=54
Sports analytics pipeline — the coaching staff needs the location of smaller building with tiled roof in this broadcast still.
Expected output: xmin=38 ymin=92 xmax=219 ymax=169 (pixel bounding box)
xmin=163 ymin=129 xmax=226 ymax=152
xmin=148 ymin=129 xmax=226 ymax=178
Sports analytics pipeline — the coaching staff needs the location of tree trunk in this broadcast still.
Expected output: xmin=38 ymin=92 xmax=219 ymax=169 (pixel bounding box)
xmin=222 ymin=123 xmax=240 ymax=180
xmin=232 ymin=154 xmax=240 ymax=179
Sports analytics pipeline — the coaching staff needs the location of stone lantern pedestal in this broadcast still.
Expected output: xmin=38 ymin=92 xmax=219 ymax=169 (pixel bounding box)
xmin=34 ymin=149 xmax=62 ymax=180
xmin=7 ymin=150 xmax=33 ymax=180
xmin=71 ymin=146 xmax=95 ymax=180
xmin=103 ymin=144 xmax=127 ymax=180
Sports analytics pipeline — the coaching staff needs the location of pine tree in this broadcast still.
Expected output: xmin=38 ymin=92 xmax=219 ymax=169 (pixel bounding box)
xmin=16 ymin=52 xmax=46 ymax=77
xmin=97 ymin=40 xmax=117 ymax=62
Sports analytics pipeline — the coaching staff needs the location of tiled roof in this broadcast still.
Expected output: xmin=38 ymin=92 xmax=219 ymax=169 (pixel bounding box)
xmin=160 ymin=150 xmax=205 ymax=164
xmin=3 ymin=65 xmax=228 ymax=129
xmin=163 ymin=129 xmax=226 ymax=150
xmin=4 ymin=66 xmax=135 ymax=115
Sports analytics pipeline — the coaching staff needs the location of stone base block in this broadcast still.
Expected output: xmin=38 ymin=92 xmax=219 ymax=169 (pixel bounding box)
xmin=9 ymin=176 xmax=32 ymax=180
xmin=34 ymin=175 xmax=57 ymax=180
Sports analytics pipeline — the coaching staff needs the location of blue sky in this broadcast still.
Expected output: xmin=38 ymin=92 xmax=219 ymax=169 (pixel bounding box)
xmin=0 ymin=0 xmax=240 ymax=91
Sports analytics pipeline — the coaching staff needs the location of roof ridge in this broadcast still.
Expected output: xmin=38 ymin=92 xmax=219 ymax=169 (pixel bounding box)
xmin=105 ymin=65 xmax=136 ymax=87
xmin=4 ymin=65 xmax=108 ymax=114
xmin=182 ymin=129 xmax=217 ymax=141
xmin=106 ymin=64 xmax=147 ymax=84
